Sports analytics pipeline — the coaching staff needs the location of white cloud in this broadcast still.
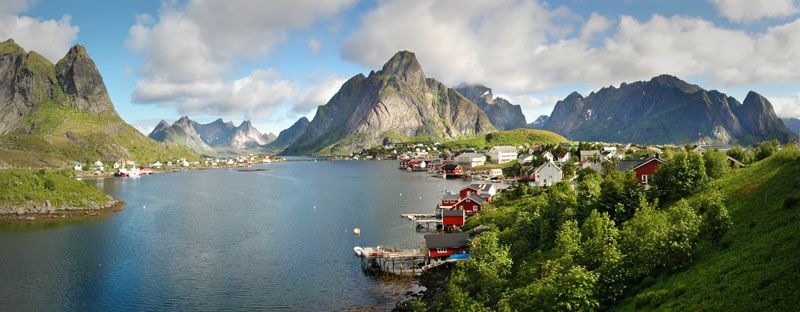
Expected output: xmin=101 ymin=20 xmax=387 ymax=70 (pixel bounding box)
xmin=710 ymin=0 xmax=799 ymax=23
xmin=0 ymin=0 xmax=29 ymax=14
xmin=0 ymin=13 xmax=79 ymax=62
xmin=293 ymin=75 xmax=347 ymax=114
xmin=127 ymin=0 xmax=355 ymax=118
xmin=343 ymin=1 xmax=800 ymax=99
xmin=769 ymin=93 xmax=800 ymax=118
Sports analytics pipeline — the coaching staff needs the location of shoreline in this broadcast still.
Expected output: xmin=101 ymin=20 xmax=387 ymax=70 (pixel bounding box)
xmin=0 ymin=199 xmax=125 ymax=224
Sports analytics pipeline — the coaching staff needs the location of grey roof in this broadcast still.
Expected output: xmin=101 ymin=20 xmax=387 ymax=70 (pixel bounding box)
xmin=468 ymin=183 xmax=494 ymax=192
xmin=617 ymin=159 xmax=645 ymax=171
xmin=442 ymin=209 xmax=465 ymax=217
xmin=425 ymin=232 xmax=470 ymax=249
xmin=442 ymin=192 xmax=460 ymax=201
xmin=465 ymin=194 xmax=486 ymax=204
xmin=442 ymin=164 xmax=460 ymax=170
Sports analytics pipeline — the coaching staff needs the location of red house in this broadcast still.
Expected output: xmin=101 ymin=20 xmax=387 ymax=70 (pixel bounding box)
xmin=442 ymin=164 xmax=463 ymax=178
xmin=439 ymin=192 xmax=461 ymax=209
xmin=459 ymin=185 xmax=480 ymax=199
xmin=442 ymin=209 xmax=466 ymax=227
xmin=425 ymin=233 xmax=470 ymax=257
xmin=617 ymin=156 xmax=663 ymax=185
xmin=453 ymin=194 xmax=486 ymax=215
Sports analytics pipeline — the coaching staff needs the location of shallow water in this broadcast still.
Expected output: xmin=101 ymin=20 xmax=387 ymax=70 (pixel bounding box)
xmin=0 ymin=160 xmax=474 ymax=311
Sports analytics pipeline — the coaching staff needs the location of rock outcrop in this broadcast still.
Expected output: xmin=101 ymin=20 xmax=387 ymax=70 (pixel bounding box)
xmin=282 ymin=51 xmax=495 ymax=155
xmin=541 ymin=75 xmax=797 ymax=145
xmin=455 ymin=84 xmax=527 ymax=130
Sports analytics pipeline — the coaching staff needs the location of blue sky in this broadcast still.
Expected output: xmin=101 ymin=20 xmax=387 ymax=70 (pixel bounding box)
xmin=2 ymin=0 xmax=800 ymax=135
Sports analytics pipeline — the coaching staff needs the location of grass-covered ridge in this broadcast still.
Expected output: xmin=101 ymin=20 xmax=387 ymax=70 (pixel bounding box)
xmin=613 ymin=148 xmax=800 ymax=311
xmin=0 ymin=169 xmax=112 ymax=209
xmin=441 ymin=128 xmax=569 ymax=150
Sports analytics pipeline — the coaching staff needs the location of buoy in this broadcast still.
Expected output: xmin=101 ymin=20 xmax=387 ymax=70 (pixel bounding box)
xmin=353 ymin=228 xmax=361 ymax=236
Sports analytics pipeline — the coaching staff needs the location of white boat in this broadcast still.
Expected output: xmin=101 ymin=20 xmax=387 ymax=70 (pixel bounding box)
xmin=353 ymin=246 xmax=364 ymax=256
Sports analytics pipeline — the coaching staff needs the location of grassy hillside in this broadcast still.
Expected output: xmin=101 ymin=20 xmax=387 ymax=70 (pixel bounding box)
xmin=613 ymin=148 xmax=800 ymax=311
xmin=0 ymin=169 xmax=112 ymax=209
xmin=0 ymin=102 xmax=199 ymax=168
xmin=441 ymin=128 xmax=569 ymax=150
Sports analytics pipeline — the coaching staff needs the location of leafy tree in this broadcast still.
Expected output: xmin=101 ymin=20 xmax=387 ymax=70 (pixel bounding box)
xmin=703 ymin=149 xmax=729 ymax=179
xmin=576 ymin=173 xmax=602 ymax=223
xmin=652 ymin=150 xmax=708 ymax=203
xmin=754 ymin=140 xmax=779 ymax=161
xmin=579 ymin=210 xmax=624 ymax=304
xmin=726 ymin=146 xmax=752 ymax=165
xmin=697 ymin=191 xmax=732 ymax=245
xmin=503 ymin=261 xmax=600 ymax=312
xmin=598 ymin=170 xmax=644 ymax=224
xmin=446 ymin=231 xmax=512 ymax=309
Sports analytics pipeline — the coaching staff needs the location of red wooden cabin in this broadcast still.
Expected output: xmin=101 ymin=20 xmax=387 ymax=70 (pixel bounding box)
xmin=425 ymin=233 xmax=470 ymax=257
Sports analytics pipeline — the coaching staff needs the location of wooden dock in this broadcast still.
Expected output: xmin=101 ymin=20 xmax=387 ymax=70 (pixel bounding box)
xmin=401 ymin=213 xmax=441 ymax=230
xmin=354 ymin=245 xmax=464 ymax=275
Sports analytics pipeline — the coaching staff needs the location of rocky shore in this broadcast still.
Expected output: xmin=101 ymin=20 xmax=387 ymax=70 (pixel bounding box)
xmin=393 ymin=264 xmax=455 ymax=311
xmin=0 ymin=199 xmax=123 ymax=223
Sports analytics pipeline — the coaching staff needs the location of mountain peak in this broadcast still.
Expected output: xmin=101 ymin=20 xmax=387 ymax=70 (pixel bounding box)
xmin=381 ymin=50 xmax=425 ymax=82
xmin=55 ymin=43 xmax=114 ymax=113
xmin=743 ymin=90 xmax=767 ymax=104
xmin=649 ymin=74 xmax=700 ymax=93
xmin=239 ymin=120 xmax=253 ymax=129
xmin=0 ymin=38 xmax=24 ymax=55
xmin=64 ymin=44 xmax=89 ymax=59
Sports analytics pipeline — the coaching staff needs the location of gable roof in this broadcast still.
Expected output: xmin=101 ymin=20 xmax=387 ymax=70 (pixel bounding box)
xmin=442 ymin=164 xmax=461 ymax=170
xmin=425 ymin=232 xmax=470 ymax=249
xmin=491 ymin=145 xmax=517 ymax=152
xmin=633 ymin=156 xmax=663 ymax=169
xmin=456 ymin=153 xmax=486 ymax=160
xmin=442 ymin=209 xmax=465 ymax=217
xmin=726 ymin=156 xmax=745 ymax=167
xmin=617 ymin=159 xmax=645 ymax=171
xmin=536 ymin=161 xmax=562 ymax=173
xmin=469 ymin=183 xmax=495 ymax=192
xmin=442 ymin=192 xmax=460 ymax=201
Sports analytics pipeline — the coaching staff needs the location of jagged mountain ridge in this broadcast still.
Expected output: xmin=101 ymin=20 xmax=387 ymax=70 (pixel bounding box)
xmin=455 ymin=84 xmax=527 ymax=130
xmin=264 ymin=117 xmax=310 ymax=152
xmin=541 ymin=74 xmax=797 ymax=145
xmin=148 ymin=117 xmax=276 ymax=155
xmin=282 ymin=51 xmax=495 ymax=155
xmin=528 ymin=115 xmax=550 ymax=129
xmin=0 ymin=39 xmax=198 ymax=168
xmin=783 ymin=118 xmax=800 ymax=136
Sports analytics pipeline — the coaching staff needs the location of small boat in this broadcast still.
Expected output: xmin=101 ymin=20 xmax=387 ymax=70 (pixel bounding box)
xmin=237 ymin=168 xmax=267 ymax=172
xmin=353 ymin=246 xmax=364 ymax=256
xmin=353 ymin=228 xmax=361 ymax=236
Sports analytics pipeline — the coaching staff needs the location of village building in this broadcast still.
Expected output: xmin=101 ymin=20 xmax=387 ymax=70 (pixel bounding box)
xmin=442 ymin=164 xmax=463 ymax=178
xmin=455 ymin=153 xmax=487 ymax=168
xmin=452 ymin=194 xmax=486 ymax=215
xmin=542 ymin=151 xmax=555 ymax=162
xmin=527 ymin=161 xmax=563 ymax=187
xmin=579 ymin=150 xmax=601 ymax=162
xmin=556 ymin=150 xmax=571 ymax=164
xmin=441 ymin=209 xmax=466 ymax=227
xmin=617 ymin=156 xmax=664 ymax=185
xmin=488 ymin=146 xmax=518 ymax=164
xmin=424 ymin=233 xmax=470 ymax=257
xmin=489 ymin=168 xmax=503 ymax=178
xmin=517 ymin=154 xmax=533 ymax=164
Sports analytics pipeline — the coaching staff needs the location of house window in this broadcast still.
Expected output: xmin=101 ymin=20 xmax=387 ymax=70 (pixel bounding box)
xmin=436 ymin=248 xmax=447 ymax=253
xmin=641 ymin=175 xmax=649 ymax=184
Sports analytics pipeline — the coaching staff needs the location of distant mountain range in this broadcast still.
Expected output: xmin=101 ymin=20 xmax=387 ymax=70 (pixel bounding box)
xmin=0 ymin=39 xmax=197 ymax=168
xmin=148 ymin=117 xmax=278 ymax=156
xmin=282 ymin=51 xmax=499 ymax=155
xmin=783 ymin=118 xmax=800 ymax=137
xmin=535 ymin=75 xmax=797 ymax=145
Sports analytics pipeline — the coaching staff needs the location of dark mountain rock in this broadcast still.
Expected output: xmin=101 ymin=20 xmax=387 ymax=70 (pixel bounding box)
xmin=528 ymin=115 xmax=549 ymax=129
xmin=542 ymin=74 xmax=797 ymax=144
xmin=282 ymin=51 xmax=495 ymax=155
xmin=149 ymin=116 xmax=273 ymax=153
xmin=455 ymin=84 xmax=527 ymax=130
xmin=783 ymin=118 xmax=800 ymax=136
xmin=265 ymin=117 xmax=310 ymax=151
xmin=55 ymin=44 xmax=114 ymax=113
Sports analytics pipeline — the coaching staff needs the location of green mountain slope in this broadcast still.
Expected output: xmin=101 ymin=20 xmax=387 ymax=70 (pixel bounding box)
xmin=613 ymin=148 xmax=800 ymax=311
xmin=0 ymin=40 xmax=197 ymax=168
xmin=441 ymin=128 xmax=570 ymax=150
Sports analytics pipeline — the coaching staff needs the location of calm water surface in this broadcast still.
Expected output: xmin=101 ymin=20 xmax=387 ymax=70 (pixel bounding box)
xmin=0 ymin=160 xmax=477 ymax=311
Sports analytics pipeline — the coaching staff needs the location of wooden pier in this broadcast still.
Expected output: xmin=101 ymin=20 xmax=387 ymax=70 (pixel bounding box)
xmin=354 ymin=246 xmax=450 ymax=276
xmin=401 ymin=213 xmax=441 ymax=230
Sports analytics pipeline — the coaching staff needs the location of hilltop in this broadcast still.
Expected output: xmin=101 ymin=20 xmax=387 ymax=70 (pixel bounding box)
xmin=440 ymin=128 xmax=569 ymax=150
xmin=281 ymin=51 xmax=495 ymax=155
xmin=540 ymin=75 xmax=797 ymax=145
xmin=0 ymin=39 xmax=198 ymax=168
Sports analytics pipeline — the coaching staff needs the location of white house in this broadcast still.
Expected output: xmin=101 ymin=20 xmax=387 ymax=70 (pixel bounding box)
xmin=455 ymin=153 xmax=487 ymax=168
xmin=542 ymin=151 xmax=555 ymax=162
xmin=556 ymin=151 xmax=571 ymax=164
xmin=73 ymin=164 xmax=83 ymax=171
xmin=517 ymin=154 xmax=534 ymax=164
xmin=579 ymin=150 xmax=601 ymax=162
xmin=488 ymin=146 xmax=518 ymax=164
xmin=489 ymin=168 xmax=503 ymax=178
xmin=151 ymin=161 xmax=162 ymax=168
xmin=94 ymin=160 xmax=104 ymax=171
xmin=527 ymin=162 xmax=563 ymax=187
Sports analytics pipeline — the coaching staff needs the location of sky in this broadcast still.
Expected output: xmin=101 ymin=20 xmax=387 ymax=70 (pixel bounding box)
xmin=2 ymin=0 xmax=800 ymax=135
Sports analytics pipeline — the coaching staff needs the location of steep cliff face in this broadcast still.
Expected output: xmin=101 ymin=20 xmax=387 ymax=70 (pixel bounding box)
xmin=528 ymin=115 xmax=549 ymax=129
xmin=229 ymin=120 xmax=269 ymax=149
xmin=783 ymin=118 xmax=800 ymax=136
xmin=455 ymin=84 xmax=527 ymax=130
xmin=282 ymin=51 xmax=495 ymax=155
xmin=0 ymin=40 xmax=198 ymax=167
xmin=542 ymin=75 xmax=797 ymax=144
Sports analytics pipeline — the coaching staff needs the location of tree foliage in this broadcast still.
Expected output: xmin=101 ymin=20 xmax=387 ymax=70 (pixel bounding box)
xmin=652 ymin=150 xmax=708 ymax=203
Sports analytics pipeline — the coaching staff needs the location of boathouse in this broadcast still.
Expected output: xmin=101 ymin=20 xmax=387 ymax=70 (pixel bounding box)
xmin=453 ymin=194 xmax=486 ymax=215
xmin=442 ymin=164 xmax=463 ymax=177
xmin=424 ymin=232 xmax=470 ymax=257
xmin=441 ymin=209 xmax=466 ymax=227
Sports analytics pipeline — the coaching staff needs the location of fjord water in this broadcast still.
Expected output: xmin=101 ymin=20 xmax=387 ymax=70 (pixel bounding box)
xmin=0 ymin=161 xmax=473 ymax=311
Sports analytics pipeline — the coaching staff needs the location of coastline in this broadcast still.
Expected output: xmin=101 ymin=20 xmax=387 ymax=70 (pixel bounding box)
xmin=0 ymin=199 xmax=124 ymax=224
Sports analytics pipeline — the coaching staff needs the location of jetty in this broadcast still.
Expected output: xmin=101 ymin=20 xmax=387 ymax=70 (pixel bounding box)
xmin=353 ymin=246 xmax=455 ymax=276
xmin=401 ymin=213 xmax=441 ymax=230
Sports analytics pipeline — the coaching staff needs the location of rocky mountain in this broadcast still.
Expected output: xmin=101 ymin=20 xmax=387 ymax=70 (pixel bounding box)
xmin=783 ymin=118 xmax=800 ymax=136
xmin=0 ymin=39 xmax=197 ymax=168
xmin=528 ymin=115 xmax=549 ymax=129
xmin=148 ymin=117 xmax=275 ymax=155
xmin=541 ymin=74 xmax=797 ymax=145
xmin=455 ymin=84 xmax=527 ymax=130
xmin=264 ymin=117 xmax=310 ymax=152
xmin=282 ymin=51 xmax=495 ymax=155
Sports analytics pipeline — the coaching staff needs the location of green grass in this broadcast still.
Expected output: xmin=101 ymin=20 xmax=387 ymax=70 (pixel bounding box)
xmin=612 ymin=148 xmax=800 ymax=311
xmin=441 ymin=128 xmax=569 ymax=150
xmin=0 ymin=102 xmax=199 ymax=168
xmin=0 ymin=169 xmax=112 ymax=208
